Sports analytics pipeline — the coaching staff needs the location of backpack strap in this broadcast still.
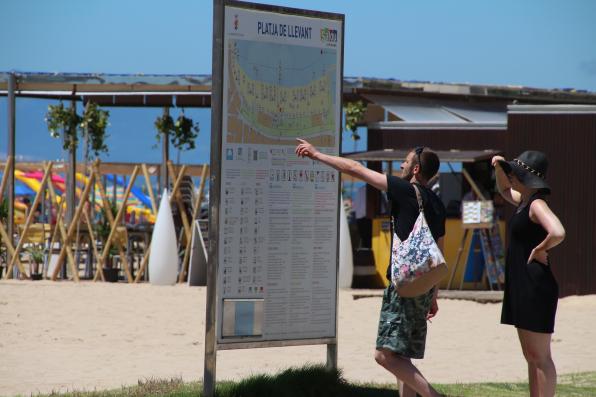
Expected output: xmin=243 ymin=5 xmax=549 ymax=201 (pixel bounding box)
xmin=412 ymin=184 xmax=424 ymax=213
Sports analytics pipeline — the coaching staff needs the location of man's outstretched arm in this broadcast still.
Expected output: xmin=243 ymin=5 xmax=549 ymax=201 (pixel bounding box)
xmin=295 ymin=138 xmax=387 ymax=191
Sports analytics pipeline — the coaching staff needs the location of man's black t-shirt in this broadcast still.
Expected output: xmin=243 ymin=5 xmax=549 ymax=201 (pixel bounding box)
xmin=385 ymin=175 xmax=446 ymax=280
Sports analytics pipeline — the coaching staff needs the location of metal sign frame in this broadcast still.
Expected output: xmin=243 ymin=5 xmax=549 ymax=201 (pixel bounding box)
xmin=205 ymin=1 xmax=344 ymax=395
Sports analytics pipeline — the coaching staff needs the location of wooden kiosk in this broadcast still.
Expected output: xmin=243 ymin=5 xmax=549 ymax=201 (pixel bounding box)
xmin=342 ymin=149 xmax=506 ymax=290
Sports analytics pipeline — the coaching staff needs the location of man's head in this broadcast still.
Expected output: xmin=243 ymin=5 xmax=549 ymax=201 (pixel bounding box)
xmin=400 ymin=147 xmax=440 ymax=184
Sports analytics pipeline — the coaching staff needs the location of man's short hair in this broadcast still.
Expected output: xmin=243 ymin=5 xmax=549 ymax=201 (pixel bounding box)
xmin=412 ymin=147 xmax=440 ymax=181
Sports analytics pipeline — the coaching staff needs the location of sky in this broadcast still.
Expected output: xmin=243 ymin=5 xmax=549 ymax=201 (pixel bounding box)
xmin=1 ymin=0 xmax=595 ymax=164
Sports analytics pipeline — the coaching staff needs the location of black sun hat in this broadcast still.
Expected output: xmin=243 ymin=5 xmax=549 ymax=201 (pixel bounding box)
xmin=497 ymin=151 xmax=550 ymax=193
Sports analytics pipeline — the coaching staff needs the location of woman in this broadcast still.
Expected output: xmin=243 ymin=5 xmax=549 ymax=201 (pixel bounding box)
xmin=492 ymin=151 xmax=565 ymax=397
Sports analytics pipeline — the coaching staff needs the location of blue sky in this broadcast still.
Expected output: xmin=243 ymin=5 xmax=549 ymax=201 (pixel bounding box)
xmin=1 ymin=0 xmax=595 ymax=164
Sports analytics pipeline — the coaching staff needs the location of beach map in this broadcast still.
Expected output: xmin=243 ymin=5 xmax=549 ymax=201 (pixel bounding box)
xmin=226 ymin=39 xmax=337 ymax=147
xmin=217 ymin=5 xmax=342 ymax=344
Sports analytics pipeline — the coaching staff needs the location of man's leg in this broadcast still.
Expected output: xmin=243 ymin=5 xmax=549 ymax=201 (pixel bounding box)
xmin=517 ymin=328 xmax=556 ymax=397
xmin=400 ymin=380 xmax=417 ymax=397
xmin=375 ymin=348 xmax=442 ymax=397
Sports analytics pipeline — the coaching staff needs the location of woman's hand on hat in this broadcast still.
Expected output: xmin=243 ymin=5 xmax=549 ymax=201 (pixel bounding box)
xmin=491 ymin=155 xmax=505 ymax=167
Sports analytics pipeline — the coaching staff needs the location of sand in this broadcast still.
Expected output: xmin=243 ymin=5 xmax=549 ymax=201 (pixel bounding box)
xmin=1 ymin=281 xmax=595 ymax=396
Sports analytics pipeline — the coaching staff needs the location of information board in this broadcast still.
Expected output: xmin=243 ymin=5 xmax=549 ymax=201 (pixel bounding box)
xmin=215 ymin=2 xmax=344 ymax=344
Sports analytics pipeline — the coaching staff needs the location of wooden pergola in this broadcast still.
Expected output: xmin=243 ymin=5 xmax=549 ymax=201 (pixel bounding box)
xmin=0 ymin=72 xmax=212 ymax=274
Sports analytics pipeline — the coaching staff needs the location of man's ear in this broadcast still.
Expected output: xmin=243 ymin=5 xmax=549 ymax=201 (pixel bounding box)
xmin=413 ymin=164 xmax=420 ymax=175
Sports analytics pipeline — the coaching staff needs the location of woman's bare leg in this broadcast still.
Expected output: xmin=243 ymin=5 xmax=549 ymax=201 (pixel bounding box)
xmin=517 ymin=328 xmax=556 ymax=397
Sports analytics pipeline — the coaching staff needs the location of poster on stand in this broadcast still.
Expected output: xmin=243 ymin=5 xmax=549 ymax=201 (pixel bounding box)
xmin=215 ymin=2 xmax=344 ymax=345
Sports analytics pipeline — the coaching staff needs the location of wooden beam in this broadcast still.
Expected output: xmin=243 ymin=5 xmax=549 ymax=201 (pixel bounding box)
xmin=192 ymin=164 xmax=209 ymax=221
xmin=44 ymin=192 xmax=65 ymax=280
xmin=0 ymin=157 xmax=23 ymax=279
xmin=91 ymin=165 xmax=133 ymax=282
xmin=98 ymin=166 xmax=139 ymax=283
xmin=51 ymin=169 xmax=97 ymax=281
xmin=168 ymin=163 xmax=192 ymax=283
xmin=6 ymin=162 xmax=53 ymax=278
xmin=168 ymin=162 xmax=188 ymax=201
xmin=47 ymin=179 xmax=82 ymax=281
xmin=141 ymin=163 xmax=158 ymax=215
xmin=82 ymin=210 xmax=104 ymax=282
xmin=0 ymin=156 xmax=13 ymax=200
xmin=0 ymin=219 xmax=22 ymax=279
xmin=462 ymin=168 xmax=487 ymax=200
xmin=2 ymin=161 xmax=210 ymax=178
xmin=133 ymin=246 xmax=151 ymax=283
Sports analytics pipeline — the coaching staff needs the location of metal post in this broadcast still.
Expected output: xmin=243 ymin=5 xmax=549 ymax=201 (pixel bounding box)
xmin=204 ymin=1 xmax=224 ymax=396
xmin=112 ymin=174 xmax=117 ymax=204
xmin=160 ymin=106 xmax=170 ymax=197
xmin=326 ymin=343 xmax=338 ymax=370
xmin=6 ymin=73 xmax=16 ymax=269
xmin=66 ymin=99 xmax=77 ymax=224
xmin=63 ymin=98 xmax=77 ymax=279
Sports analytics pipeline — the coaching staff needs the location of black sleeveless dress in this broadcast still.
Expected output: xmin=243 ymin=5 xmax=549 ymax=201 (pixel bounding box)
xmin=501 ymin=194 xmax=559 ymax=333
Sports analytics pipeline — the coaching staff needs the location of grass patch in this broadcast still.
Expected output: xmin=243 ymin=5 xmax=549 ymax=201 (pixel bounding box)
xmin=12 ymin=367 xmax=596 ymax=397
xmin=435 ymin=371 xmax=596 ymax=397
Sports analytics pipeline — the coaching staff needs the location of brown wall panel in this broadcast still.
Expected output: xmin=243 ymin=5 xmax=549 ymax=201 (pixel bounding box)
xmin=508 ymin=113 xmax=596 ymax=296
xmin=369 ymin=119 xmax=596 ymax=296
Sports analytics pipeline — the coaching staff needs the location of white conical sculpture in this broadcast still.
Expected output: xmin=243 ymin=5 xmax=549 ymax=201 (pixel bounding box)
xmin=149 ymin=189 xmax=178 ymax=285
xmin=338 ymin=195 xmax=354 ymax=288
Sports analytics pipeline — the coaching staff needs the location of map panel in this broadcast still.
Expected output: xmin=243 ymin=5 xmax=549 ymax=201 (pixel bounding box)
xmin=227 ymin=40 xmax=337 ymax=147
xmin=216 ymin=4 xmax=343 ymax=345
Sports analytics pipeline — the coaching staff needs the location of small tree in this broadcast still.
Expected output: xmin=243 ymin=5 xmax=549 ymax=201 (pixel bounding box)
xmin=46 ymin=102 xmax=82 ymax=151
xmin=46 ymin=101 xmax=110 ymax=160
xmin=344 ymin=100 xmax=366 ymax=141
xmin=154 ymin=109 xmax=200 ymax=163
xmin=81 ymin=102 xmax=110 ymax=161
xmin=26 ymin=244 xmax=45 ymax=277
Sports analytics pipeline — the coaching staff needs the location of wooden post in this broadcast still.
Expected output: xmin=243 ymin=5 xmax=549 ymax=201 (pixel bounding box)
xmin=0 ymin=159 xmax=22 ymax=278
xmin=6 ymin=74 xmax=16 ymax=272
xmin=192 ymin=164 xmax=209 ymax=221
xmin=0 ymin=219 xmax=21 ymax=279
xmin=6 ymin=162 xmax=53 ymax=278
xmin=93 ymin=165 xmax=138 ymax=282
xmin=82 ymin=210 xmax=104 ymax=282
xmin=91 ymin=166 xmax=131 ymax=282
xmin=180 ymin=164 xmax=210 ymax=283
xmin=133 ymin=246 xmax=151 ymax=283
xmin=160 ymin=107 xmax=170 ymax=196
xmin=46 ymin=179 xmax=78 ymax=274
xmin=0 ymin=157 xmax=14 ymax=202
xmin=51 ymin=169 xmax=96 ymax=281
xmin=168 ymin=163 xmax=192 ymax=283
xmin=65 ymin=99 xmax=77 ymax=225
xmin=141 ymin=163 xmax=158 ymax=216
xmin=97 ymin=166 xmax=139 ymax=283
xmin=462 ymin=168 xmax=487 ymax=201
xmin=44 ymin=185 xmax=66 ymax=280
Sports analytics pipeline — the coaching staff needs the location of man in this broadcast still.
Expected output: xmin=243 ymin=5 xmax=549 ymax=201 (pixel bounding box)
xmin=295 ymin=139 xmax=446 ymax=397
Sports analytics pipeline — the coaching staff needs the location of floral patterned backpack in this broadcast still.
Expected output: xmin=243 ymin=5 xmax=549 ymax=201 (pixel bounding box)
xmin=391 ymin=184 xmax=448 ymax=297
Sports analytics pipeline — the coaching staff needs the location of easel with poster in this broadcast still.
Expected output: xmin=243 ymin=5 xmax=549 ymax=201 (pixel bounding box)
xmin=447 ymin=169 xmax=505 ymax=290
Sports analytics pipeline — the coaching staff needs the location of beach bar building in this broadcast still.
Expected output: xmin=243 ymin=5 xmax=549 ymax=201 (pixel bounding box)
xmin=342 ymin=78 xmax=596 ymax=296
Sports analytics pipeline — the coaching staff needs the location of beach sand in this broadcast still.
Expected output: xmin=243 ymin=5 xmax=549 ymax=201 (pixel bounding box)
xmin=1 ymin=281 xmax=595 ymax=396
